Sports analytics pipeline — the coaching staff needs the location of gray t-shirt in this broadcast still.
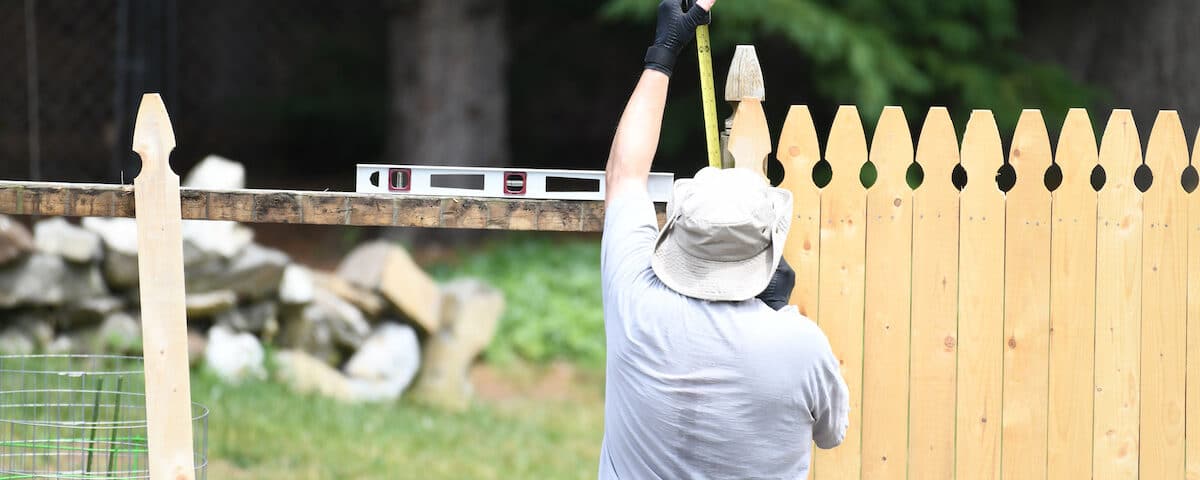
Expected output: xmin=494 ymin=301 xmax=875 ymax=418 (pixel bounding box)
xmin=598 ymin=190 xmax=850 ymax=480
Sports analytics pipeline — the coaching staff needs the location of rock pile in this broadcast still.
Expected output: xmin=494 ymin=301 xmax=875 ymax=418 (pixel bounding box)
xmin=0 ymin=156 xmax=504 ymax=410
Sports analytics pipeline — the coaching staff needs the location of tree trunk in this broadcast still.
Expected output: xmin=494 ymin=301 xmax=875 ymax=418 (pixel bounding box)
xmin=387 ymin=0 xmax=509 ymax=168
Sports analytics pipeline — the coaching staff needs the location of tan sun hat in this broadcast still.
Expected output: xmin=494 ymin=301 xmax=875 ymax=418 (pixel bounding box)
xmin=651 ymin=167 xmax=793 ymax=301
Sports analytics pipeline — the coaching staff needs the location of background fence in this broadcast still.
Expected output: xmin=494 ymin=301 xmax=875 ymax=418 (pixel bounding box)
xmin=777 ymin=104 xmax=1199 ymax=479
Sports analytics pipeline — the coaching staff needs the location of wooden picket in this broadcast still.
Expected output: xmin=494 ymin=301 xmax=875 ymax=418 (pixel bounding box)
xmin=1140 ymin=111 xmax=1189 ymax=479
xmin=908 ymin=107 xmax=959 ymax=480
xmin=1047 ymin=108 xmax=1098 ymax=479
xmin=1094 ymin=110 xmax=1143 ymax=480
xmin=1189 ymin=128 xmax=1200 ymax=480
xmin=813 ymin=106 xmax=868 ymax=480
xmin=861 ymin=106 xmax=914 ymax=480
xmin=778 ymin=106 xmax=822 ymax=319
xmin=1002 ymin=110 xmax=1054 ymax=480
xmin=956 ymin=111 xmax=1006 ymax=480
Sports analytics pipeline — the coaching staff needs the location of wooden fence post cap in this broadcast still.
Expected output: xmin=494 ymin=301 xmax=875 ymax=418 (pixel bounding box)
xmin=133 ymin=93 xmax=177 ymax=175
xmin=725 ymin=45 xmax=764 ymax=102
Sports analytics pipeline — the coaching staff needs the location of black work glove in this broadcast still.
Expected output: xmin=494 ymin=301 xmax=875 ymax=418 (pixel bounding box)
xmin=757 ymin=257 xmax=796 ymax=310
xmin=644 ymin=0 xmax=712 ymax=77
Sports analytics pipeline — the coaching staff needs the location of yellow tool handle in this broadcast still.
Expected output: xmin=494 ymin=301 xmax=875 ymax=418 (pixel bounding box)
xmin=696 ymin=25 xmax=721 ymax=169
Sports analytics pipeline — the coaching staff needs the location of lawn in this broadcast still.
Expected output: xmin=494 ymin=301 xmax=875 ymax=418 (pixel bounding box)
xmin=198 ymin=363 xmax=606 ymax=480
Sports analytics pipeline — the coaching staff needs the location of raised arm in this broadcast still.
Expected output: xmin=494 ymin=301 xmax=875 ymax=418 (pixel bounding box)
xmin=605 ymin=0 xmax=713 ymax=204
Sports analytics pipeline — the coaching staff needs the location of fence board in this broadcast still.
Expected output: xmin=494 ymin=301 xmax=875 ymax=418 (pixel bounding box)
xmin=1188 ymin=128 xmax=1200 ymax=480
xmin=813 ymin=105 xmax=868 ymax=480
xmin=1094 ymin=110 xmax=1142 ymax=480
xmin=1001 ymin=110 xmax=1053 ymax=480
xmin=778 ymin=106 xmax=822 ymax=318
xmin=956 ymin=110 xmax=1006 ymax=480
xmin=862 ymin=106 xmax=914 ymax=480
xmin=908 ymin=107 xmax=959 ymax=480
xmin=1047 ymin=108 xmax=1098 ymax=480
xmin=1140 ymin=111 xmax=1188 ymax=479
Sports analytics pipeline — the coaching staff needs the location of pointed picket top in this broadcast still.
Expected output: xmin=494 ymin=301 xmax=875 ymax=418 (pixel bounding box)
xmin=132 ymin=93 xmax=178 ymax=178
xmin=777 ymin=105 xmax=821 ymax=193
xmin=728 ymin=97 xmax=771 ymax=179
xmin=915 ymin=107 xmax=958 ymax=194
xmin=869 ymin=106 xmax=913 ymax=191
xmin=961 ymin=110 xmax=1004 ymax=195
xmin=826 ymin=106 xmax=868 ymax=191
xmin=724 ymin=45 xmax=765 ymax=102
xmin=1099 ymin=110 xmax=1143 ymax=192
xmin=1144 ymin=111 xmax=1189 ymax=195
xmin=1055 ymin=109 xmax=1099 ymax=196
xmin=1010 ymin=109 xmax=1053 ymax=196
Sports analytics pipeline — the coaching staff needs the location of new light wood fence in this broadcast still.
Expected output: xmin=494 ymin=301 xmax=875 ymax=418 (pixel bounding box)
xmin=775 ymin=104 xmax=1200 ymax=480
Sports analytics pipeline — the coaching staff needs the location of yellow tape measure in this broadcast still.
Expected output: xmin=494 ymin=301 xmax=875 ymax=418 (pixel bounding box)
xmin=696 ymin=25 xmax=721 ymax=169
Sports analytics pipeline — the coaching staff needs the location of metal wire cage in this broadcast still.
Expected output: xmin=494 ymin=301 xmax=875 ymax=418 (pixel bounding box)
xmin=0 ymin=355 xmax=208 ymax=480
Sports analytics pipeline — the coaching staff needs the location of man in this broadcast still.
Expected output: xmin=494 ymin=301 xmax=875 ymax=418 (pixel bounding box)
xmin=599 ymin=0 xmax=850 ymax=478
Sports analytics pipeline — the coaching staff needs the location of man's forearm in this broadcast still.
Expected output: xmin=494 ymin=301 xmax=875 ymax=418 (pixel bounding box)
xmin=605 ymin=69 xmax=670 ymax=202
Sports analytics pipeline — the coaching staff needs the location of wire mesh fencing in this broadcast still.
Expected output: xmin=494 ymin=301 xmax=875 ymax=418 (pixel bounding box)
xmin=0 ymin=355 xmax=208 ymax=480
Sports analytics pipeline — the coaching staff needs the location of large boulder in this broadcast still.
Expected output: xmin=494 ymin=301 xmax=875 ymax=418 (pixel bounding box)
xmin=204 ymin=324 xmax=267 ymax=384
xmin=0 ymin=254 xmax=108 ymax=308
xmin=82 ymin=217 xmax=140 ymax=289
xmin=313 ymin=289 xmax=370 ymax=349
xmin=336 ymin=241 xmax=441 ymax=332
xmin=0 ymin=215 xmax=34 ymax=266
xmin=412 ymin=279 xmax=504 ymax=410
xmin=344 ymin=323 xmax=421 ymax=399
xmin=96 ymin=312 xmax=141 ymax=354
xmin=34 ymin=217 xmax=102 ymax=263
xmin=185 ymin=290 xmax=238 ymax=318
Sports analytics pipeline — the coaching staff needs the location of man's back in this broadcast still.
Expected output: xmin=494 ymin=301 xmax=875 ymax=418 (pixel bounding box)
xmin=599 ymin=192 xmax=849 ymax=479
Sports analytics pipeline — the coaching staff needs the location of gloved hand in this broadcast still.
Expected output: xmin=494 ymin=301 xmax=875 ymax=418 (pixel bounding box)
xmin=644 ymin=0 xmax=713 ymax=77
xmin=757 ymin=257 xmax=796 ymax=310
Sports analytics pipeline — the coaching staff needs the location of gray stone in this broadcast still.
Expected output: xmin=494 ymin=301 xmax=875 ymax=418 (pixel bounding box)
xmin=215 ymin=301 xmax=279 ymax=340
xmin=313 ymin=289 xmax=370 ymax=349
xmin=96 ymin=312 xmax=141 ymax=354
xmin=182 ymin=221 xmax=254 ymax=259
xmin=0 ymin=215 xmax=34 ymax=266
xmin=185 ymin=290 xmax=238 ymax=318
xmin=413 ymin=278 xmax=504 ymax=411
xmin=204 ymin=324 xmax=266 ymax=384
xmin=279 ymin=264 xmax=316 ymax=305
xmin=344 ymin=323 xmax=421 ymax=400
xmin=312 ymin=271 xmax=387 ymax=319
xmin=82 ymin=217 xmax=139 ymax=289
xmin=188 ymin=244 xmax=289 ymax=301
xmin=0 ymin=254 xmax=64 ymax=307
xmin=34 ymin=218 xmax=102 ymax=263
xmin=273 ymin=349 xmax=356 ymax=401
xmin=0 ymin=328 xmax=35 ymax=355
xmin=60 ymin=296 xmax=125 ymax=328
xmin=278 ymin=304 xmax=339 ymax=366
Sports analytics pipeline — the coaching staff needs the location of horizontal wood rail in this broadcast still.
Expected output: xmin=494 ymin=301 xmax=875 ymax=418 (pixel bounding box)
xmin=0 ymin=180 xmax=665 ymax=232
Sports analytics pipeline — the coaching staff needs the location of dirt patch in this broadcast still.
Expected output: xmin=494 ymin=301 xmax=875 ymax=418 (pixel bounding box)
xmin=470 ymin=361 xmax=601 ymax=404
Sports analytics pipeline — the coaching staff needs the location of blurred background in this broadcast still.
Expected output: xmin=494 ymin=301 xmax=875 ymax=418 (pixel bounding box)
xmin=0 ymin=0 xmax=1198 ymax=478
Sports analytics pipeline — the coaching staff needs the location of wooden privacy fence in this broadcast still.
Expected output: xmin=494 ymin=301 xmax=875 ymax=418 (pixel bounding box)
xmin=777 ymin=104 xmax=1200 ymax=480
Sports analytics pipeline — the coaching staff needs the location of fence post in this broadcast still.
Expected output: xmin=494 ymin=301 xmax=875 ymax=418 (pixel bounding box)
xmin=722 ymin=45 xmax=764 ymax=169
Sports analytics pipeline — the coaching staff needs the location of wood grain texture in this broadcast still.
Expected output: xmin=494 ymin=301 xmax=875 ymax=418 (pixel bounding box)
xmin=777 ymin=106 xmax=822 ymax=318
xmin=0 ymin=182 xmax=665 ymax=231
xmin=130 ymin=94 xmax=196 ymax=480
xmin=728 ymin=98 xmax=772 ymax=179
xmin=1001 ymin=110 xmax=1053 ymax=480
xmin=1188 ymin=127 xmax=1200 ymax=480
xmin=862 ymin=106 xmax=914 ymax=480
xmin=908 ymin=107 xmax=960 ymax=480
xmin=1139 ymin=111 xmax=1188 ymax=479
xmin=956 ymin=110 xmax=1006 ymax=480
xmin=1047 ymin=108 xmax=1098 ymax=480
xmin=813 ymin=105 xmax=868 ymax=480
xmin=1094 ymin=110 xmax=1142 ymax=480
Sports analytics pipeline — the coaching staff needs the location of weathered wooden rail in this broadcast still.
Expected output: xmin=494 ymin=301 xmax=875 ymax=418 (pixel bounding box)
xmin=0 ymin=180 xmax=665 ymax=232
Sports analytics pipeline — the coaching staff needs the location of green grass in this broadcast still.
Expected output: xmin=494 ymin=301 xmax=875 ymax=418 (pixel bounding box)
xmin=428 ymin=235 xmax=606 ymax=369
xmin=196 ymin=366 xmax=605 ymax=480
